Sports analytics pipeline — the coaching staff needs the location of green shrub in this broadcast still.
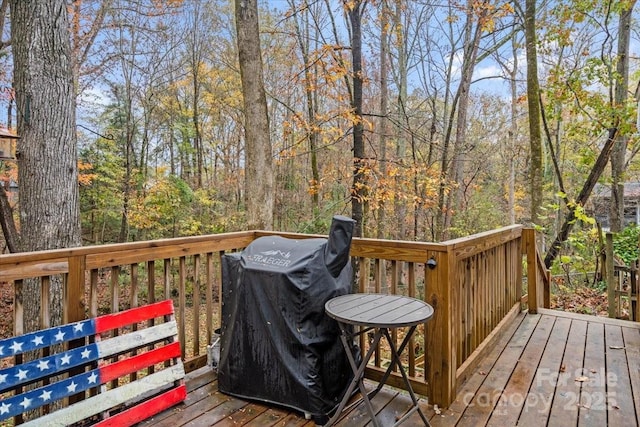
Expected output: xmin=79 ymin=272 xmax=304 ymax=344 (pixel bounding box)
xmin=613 ymin=224 xmax=640 ymax=265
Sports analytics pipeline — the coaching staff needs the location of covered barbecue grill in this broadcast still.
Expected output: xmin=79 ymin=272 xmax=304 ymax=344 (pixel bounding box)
xmin=218 ymin=216 xmax=356 ymax=423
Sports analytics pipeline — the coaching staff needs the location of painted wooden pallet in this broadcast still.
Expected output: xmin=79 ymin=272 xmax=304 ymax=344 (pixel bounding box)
xmin=0 ymin=299 xmax=186 ymax=426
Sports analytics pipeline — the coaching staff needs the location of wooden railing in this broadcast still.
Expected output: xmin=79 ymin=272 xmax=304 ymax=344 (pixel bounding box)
xmin=0 ymin=225 xmax=549 ymax=407
xmin=523 ymin=228 xmax=551 ymax=313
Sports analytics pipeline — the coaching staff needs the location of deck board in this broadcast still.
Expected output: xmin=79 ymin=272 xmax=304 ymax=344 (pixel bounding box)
xmin=516 ymin=316 xmax=571 ymax=425
xmin=334 ymin=387 xmax=398 ymax=427
xmin=486 ymin=314 xmax=556 ymax=426
xmin=213 ymin=402 xmax=269 ymax=426
xmin=604 ymin=324 xmax=636 ymax=426
xmin=622 ymin=326 xmax=640 ymax=424
xmin=432 ymin=309 xmax=527 ymax=426
xmin=455 ymin=313 xmax=541 ymax=427
xmin=579 ymin=322 xmax=606 ymax=426
xmin=137 ymin=309 xmax=639 ymax=427
xmin=547 ymin=318 xmax=587 ymax=427
xmin=243 ymin=407 xmax=290 ymax=426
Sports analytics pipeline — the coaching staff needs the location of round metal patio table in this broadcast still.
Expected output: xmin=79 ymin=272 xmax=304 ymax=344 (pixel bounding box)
xmin=324 ymin=293 xmax=434 ymax=427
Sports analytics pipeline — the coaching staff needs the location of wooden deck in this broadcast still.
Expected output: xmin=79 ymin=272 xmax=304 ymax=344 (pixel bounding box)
xmin=139 ymin=309 xmax=640 ymax=426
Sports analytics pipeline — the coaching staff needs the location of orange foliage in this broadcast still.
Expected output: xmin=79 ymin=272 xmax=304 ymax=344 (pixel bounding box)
xmin=77 ymin=161 xmax=97 ymax=186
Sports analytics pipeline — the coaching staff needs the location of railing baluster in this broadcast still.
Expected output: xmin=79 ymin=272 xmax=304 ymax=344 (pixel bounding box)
xmin=217 ymin=251 xmax=225 ymax=329
xmin=40 ymin=276 xmax=50 ymax=329
xmin=374 ymin=258 xmax=381 ymax=367
xmin=109 ymin=266 xmax=120 ymax=389
xmin=147 ymin=260 xmax=156 ymax=375
xmin=178 ymin=256 xmax=187 ymax=357
xmin=206 ymin=253 xmax=214 ymax=346
xmin=193 ymin=254 xmax=201 ymax=356
xmin=89 ymin=270 xmax=98 ymax=318
xmin=391 ymin=261 xmax=399 ymax=373
xmin=374 ymin=258 xmax=382 ymax=293
xmin=13 ymin=279 xmax=24 ymax=425
xmin=40 ymin=276 xmax=53 ymax=411
xmin=129 ymin=263 xmax=139 ymax=382
xmin=163 ymin=258 xmax=171 ymax=300
xmin=147 ymin=260 xmax=156 ymax=304
xmin=357 ymin=257 xmax=367 ymax=364
xmin=164 ymin=258 xmax=173 ymax=369
xmin=408 ymin=262 xmax=416 ymax=377
xmin=470 ymin=257 xmax=476 ymax=361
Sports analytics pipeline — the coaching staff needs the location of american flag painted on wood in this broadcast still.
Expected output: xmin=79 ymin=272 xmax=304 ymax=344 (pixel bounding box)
xmin=0 ymin=299 xmax=186 ymax=426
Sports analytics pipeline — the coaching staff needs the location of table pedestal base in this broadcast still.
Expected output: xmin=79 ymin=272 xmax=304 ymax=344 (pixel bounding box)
xmin=325 ymin=324 xmax=431 ymax=427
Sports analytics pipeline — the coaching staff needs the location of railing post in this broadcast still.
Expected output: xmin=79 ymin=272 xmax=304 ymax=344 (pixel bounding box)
xmin=425 ymin=248 xmax=455 ymax=407
xmin=606 ymin=233 xmax=616 ymax=318
xmin=66 ymin=255 xmax=86 ymax=404
xmin=65 ymin=255 xmax=86 ymax=324
xmin=523 ymin=228 xmax=539 ymax=314
xmin=544 ymin=270 xmax=551 ymax=309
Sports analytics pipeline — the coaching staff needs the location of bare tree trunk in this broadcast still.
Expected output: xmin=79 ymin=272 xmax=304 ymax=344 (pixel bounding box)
xmin=377 ymin=0 xmax=389 ymax=239
xmin=392 ymin=0 xmax=407 ymax=240
xmin=434 ymin=3 xmax=457 ymax=241
xmin=545 ymin=127 xmax=618 ymax=267
xmin=188 ymin=0 xmax=205 ymax=189
xmin=545 ymin=3 xmax=635 ymax=267
xmin=0 ymin=185 xmax=20 ymax=252
xmin=10 ymin=0 xmax=82 ymax=331
xmin=290 ymin=0 xmax=320 ymax=212
xmin=525 ymin=0 xmax=543 ymax=226
xmin=508 ymin=31 xmax=519 ymax=225
xmin=346 ymin=0 xmax=367 ymax=237
xmin=609 ymin=2 xmax=635 ymax=232
xmin=446 ymin=3 xmax=483 ymax=237
xmin=235 ymin=0 xmax=274 ymax=230
xmin=119 ymin=98 xmax=133 ymax=242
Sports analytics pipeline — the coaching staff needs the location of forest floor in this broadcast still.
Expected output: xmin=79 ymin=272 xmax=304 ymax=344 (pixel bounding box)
xmin=551 ymin=283 xmax=610 ymax=316
xmin=549 ymin=275 xmax=636 ymax=319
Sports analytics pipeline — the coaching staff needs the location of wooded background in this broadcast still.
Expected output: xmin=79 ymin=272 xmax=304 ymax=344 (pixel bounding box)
xmin=0 ymin=0 xmax=638 ymax=266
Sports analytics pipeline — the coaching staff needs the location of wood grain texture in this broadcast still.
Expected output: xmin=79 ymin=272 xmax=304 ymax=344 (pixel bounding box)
xmin=138 ymin=310 xmax=640 ymax=427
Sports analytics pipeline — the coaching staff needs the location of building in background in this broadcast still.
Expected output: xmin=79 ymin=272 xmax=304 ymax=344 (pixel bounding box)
xmin=591 ymin=182 xmax=640 ymax=230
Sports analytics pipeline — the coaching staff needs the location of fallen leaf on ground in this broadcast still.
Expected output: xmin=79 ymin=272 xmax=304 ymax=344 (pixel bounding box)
xmin=609 ymin=346 xmax=625 ymax=350
xmin=575 ymin=376 xmax=589 ymax=382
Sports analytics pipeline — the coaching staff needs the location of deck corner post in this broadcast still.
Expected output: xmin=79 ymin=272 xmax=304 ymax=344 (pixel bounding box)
xmin=523 ymin=228 xmax=539 ymax=314
xmin=425 ymin=248 xmax=456 ymax=408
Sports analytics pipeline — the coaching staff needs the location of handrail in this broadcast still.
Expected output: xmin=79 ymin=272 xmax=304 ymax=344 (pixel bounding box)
xmin=0 ymin=225 xmax=543 ymax=408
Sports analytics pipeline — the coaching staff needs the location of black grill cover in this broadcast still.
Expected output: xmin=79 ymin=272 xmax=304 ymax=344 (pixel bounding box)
xmin=218 ymin=216 xmax=356 ymax=421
